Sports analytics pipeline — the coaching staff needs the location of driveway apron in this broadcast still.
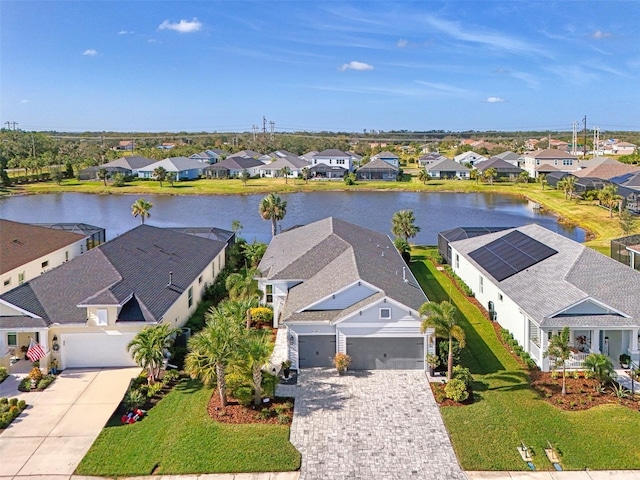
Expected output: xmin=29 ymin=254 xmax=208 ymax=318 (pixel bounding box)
xmin=0 ymin=367 xmax=139 ymax=478
xmin=279 ymin=369 xmax=466 ymax=480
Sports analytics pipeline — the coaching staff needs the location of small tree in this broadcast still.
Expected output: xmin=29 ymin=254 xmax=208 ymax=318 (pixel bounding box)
xmin=420 ymin=301 xmax=465 ymax=380
xmin=518 ymin=171 xmax=530 ymax=185
xmin=131 ymin=197 xmax=153 ymax=224
xmin=280 ymin=166 xmax=291 ymax=184
xmin=391 ymin=209 xmax=420 ymax=242
xmin=538 ymin=173 xmax=547 ymax=190
xmin=483 ymin=167 xmax=497 ymax=185
xmin=418 ymin=168 xmax=430 ymax=185
xmin=97 ymin=168 xmax=108 ymax=186
xmin=583 ymin=353 xmax=615 ymax=386
xmin=240 ymin=169 xmax=250 ymax=186
xmin=153 ymin=166 xmax=167 ymax=187
xmin=544 ymin=326 xmax=572 ymax=395
xmin=167 ymin=171 xmax=176 ymax=187
xmin=470 ymin=169 xmax=480 ymax=184
xmin=127 ymin=324 xmax=179 ymax=384
xmin=619 ymin=209 xmax=637 ymax=235
xmin=598 ymin=184 xmax=621 ymax=218
xmin=301 ymin=167 xmax=310 ymax=184
xmin=393 ymin=237 xmax=411 ymax=263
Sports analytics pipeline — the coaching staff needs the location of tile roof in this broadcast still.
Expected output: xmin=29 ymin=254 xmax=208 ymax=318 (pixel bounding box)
xmin=0 ymin=220 xmax=87 ymax=275
xmin=258 ymin=217 xmax=427 ymax=321
xmin=451 ymin=224 xmax=640 ymax=328
xmin=1 ymin=225 xmax=227 ymax=326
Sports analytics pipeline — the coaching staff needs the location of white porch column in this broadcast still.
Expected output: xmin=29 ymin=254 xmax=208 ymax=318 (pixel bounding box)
xmin=590 ymin=329 xmax=601 ymax=354
xmin=630 ymin=328 xmax=639 ymax=361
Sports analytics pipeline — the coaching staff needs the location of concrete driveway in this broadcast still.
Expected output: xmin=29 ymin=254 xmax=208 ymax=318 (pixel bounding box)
xmin=278 ymin=369 xmax=466 ymax=480
xmin=0 ymin=367 xmax=139 ymax=478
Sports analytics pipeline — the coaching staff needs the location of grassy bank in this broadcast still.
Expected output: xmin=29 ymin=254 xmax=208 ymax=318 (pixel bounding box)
xmin=410 ymin=247 xmax=640 ymax=471
xmin=6 ymin=177 xmax=631 ymax=251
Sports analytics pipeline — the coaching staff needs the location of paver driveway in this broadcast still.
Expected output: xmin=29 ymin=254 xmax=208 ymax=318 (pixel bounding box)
xmin=279 ymin=369 xmax=466 ymax=480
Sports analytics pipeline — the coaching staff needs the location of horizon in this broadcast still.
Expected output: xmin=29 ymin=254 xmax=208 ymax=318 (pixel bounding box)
xmin=2 ymin=1 xmax=639 ymax=133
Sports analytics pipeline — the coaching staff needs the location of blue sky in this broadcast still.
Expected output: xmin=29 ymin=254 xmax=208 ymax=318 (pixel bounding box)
xmin=2 ymin=1 xmax=639 ymax=133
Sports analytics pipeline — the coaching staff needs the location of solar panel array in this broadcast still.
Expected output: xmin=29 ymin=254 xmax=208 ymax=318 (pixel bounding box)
xmin=469 ymin=230 xmax=558 ymax=282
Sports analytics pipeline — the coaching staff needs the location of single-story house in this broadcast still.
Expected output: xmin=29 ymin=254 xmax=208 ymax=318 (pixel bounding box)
xmin=0 ymin=225 xmax=230 ymax=372
xmin=260 ymin=156 xmax=310 ymax=178
xmin=418 ymin=153 xmax=449 ymax=168
xmin=78 ymin=156 xmax=156 ymax=180
xmin=256 ymin=217 xmax=431 ymax=370
xmin=454 ymin=151 xmax=487 ymax=166
xmin=544 ymin=171 xmax=571 ymax=188
xmin=445 ymin=224 xmax=640 ymax=371
xmin=189 ymin=149 xmax=230 ymax=164
xmin=574 ymin=157 xmax=640 ymax=181
xmin=437 ymin=226 xmax=510 ymax=265
xmin=425 ymin=158 xmax=471 ymax=179
xmin=475 ymin=157 xmax=524 ymax=180
xmin=612 ymin=142 xmax=637 ymax=155
xmin=203 ymin=157 xmax=264 ymax=178
xmin=309 ymin=163 xmax=348 ymax=179
xmin=0 ymin=220 xmax=104 ymax=295
xmin=371 ymin=151 xmax=400 ymax=168
xmin=138 ymin=157 xmax=205 ymax=181
xmin=356 ymin=158 xmax=399 ymax=181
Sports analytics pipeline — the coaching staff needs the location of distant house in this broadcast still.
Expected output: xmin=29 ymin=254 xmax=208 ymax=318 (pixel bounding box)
xmin=476 ymin=157 xmax=524 ymax=180
xmin=574 ymin=157 xmax=640 ymax=181
xmin=418 ymin=153 xmax=449 ymax=168
xmin=613 ymin=142 xmax=637 ymax=155
xmin=227 ymin=150 xmax=271 ymax=163
xmin=611 ymin=234 xmax=640 ymax=271
xmin=522 ymin=149 xmax=579 ymax=177
xmin=444 ymin=224 xmax=640 ymax=371
xmin=189 ymin=149 xmax=229 ymax=164
xmin=268 ymin=150 xmax=300 ymax=160
xmin=260 ymin=156 xmax=310 ymax=178
xmin=300 ymin=151 xmax=318 ymax=162
xmin=203 ymin=157 xmax=264 ymax=178
xmin=0 ymin=225 xmax=230 ymax=372
xmin=157 ymin=143 xmax=175 ymax=150
xmin=525 ymin=139 xmax=540 ymax=151
xmin=356 ymin=158 xmax=398 ymax=181
xmin=371 ymin=151 xmax=400 ymax=168
xmin=492 ymin=151 xmax=522 ymax=167
xmin=311 ymin=149 xmax=354 ymax=174
xmin=116 ymin=140 xmax=135 ymax=151
xmin=454 ymin=151 xmax=487 ymax=166
xmin=78 ymin=156 xmax=156 ymax=180
xmin=138 ymin=157 xmax=205 ymax=181
xmin=0 ymin=220 xmax=104 ymax=295
xmin=425 ymin=158 xmax=471 ymax=179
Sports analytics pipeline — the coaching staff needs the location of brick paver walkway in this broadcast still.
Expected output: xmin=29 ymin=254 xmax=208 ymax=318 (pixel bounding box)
xmin=278 ymin=369 xmax=466 ymax=480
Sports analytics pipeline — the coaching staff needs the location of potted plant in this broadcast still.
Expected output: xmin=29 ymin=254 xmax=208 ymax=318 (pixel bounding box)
xmin=50 ymin=358 xmax=59 ymax=375
xmin=333 ymin=353 xmax=351 ymax=375
xmin=281 ymin=360 xmax=292 ymax=379
xmin=426 ymin=353 xmax=440 ymax=376
xmin=619 ymin=353 xmax=631 ymax=369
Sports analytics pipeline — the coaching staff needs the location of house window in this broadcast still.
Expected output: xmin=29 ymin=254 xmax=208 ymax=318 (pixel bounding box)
xmin=18 ymin=272 xmax=25 ymax=284
xmin=35 ymin=332 xmax=40 ymax=342
xmin=188 ymin=287 xmax=193 ymax=308
xmin=536 ymin=159 xmax=540 ymax=165
xmin=455 ymin=254 xmax=459 ymax=269
xmin=96 ymin=309 xmax=108 ymax=326
xmin=3 ymin=278 xmax=10 ymax=287
xmin=265 ymin=284 xmax=273 ymax=303
xmin=563 ymin=159 xmax=573 ymax=166
xmin=337 ymin=159 xmax=345 ymax=165
xmin=479 ymin=276 xmax=484 ymax=294
xmin=7 ymin=332 xmax=17 ymax=346
xmin=41 ymin=260 xmax=49 ymax=269
xmin=198 ymin=275 xmax=203 ymax=284
xmin=379 ymin=307 xmax=391 ymax=320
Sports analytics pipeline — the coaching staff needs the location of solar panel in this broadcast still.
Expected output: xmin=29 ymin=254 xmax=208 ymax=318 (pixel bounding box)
xmin=469 ymin=231 xmax=557 ymax=281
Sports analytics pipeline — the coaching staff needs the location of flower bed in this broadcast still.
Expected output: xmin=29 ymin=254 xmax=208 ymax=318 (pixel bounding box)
xmin=0 ymin=397 xmax=27 ymax=429
xmin=208 ymin=394 xmax=294 ymax=425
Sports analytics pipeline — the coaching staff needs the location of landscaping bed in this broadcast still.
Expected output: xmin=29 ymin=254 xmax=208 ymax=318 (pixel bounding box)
xmin=0 ymin=397 xmax=27 ymax=430
xmin=208 ymin=394 xmax=293 ymax=425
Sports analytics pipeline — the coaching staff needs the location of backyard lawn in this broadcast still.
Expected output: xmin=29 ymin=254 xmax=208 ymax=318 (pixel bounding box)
xmin=411 ymin=247 xmax=640 ymax=471
xmin=76 ymin=378 xmax=301 ymax=476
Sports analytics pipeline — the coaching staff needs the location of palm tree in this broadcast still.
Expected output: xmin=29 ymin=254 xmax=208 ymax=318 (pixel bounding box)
xmin=167 ymin=171 xmax=176 ymax=187
xmin=153 ymin=166 xmax=167 ymax=187
xmin=598 ymin=184 xmax=621 ymax=218
xmin=538 ymin=173 xmax=547 ymax=190
xmin=225 ymin=269 xmax=262 ymax=301
xmin=391 ymin=209 xmax=420 ymax=242
xmin=417 ymin=168 xmax=430 ymax=185
xmin=238 ymin=329 xmax=274 ymax=406
xmin=97 ymin=168 xmax=108 ymax=186
xmin=483 ymin=167 xmax=497 ymax=185
xmin=240 ymin=169 xmax=250 ymax=186
xmin=544 ymin=326 xmax=572 ymax=395
xmin=127 ymin=323 xmax=179 ymax=384
xmin=469 ymin=169 xmax=480 ymax=184
xmin=131 ymin=198 xmax=153 ymax=224
xmin=184 ymin=305 xmax=244 ymax=406
xmin=242 ymin=241 xmax=268 ymax=268
xmin=583 ymin=353 xmax=615 ymax=385
xmin=301 ymin=167 xmax=310 ymax=184
xmin=259 ymin=193 xmax=287 ymax=237
xmin=563 ymin=175 xmax=577 ymax=199
xmin=420 ymin=301 xmax=465 ymax=380
xmin=280 ymin=166 xmax=291 ymax=184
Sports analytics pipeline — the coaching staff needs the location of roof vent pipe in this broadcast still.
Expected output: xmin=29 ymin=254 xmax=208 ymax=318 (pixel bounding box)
xmin=167 ymin=271 xmax=173 ymax=287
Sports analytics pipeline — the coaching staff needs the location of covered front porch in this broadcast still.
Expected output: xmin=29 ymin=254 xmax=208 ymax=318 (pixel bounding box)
xmin=0 ymin=327 xmax=52 ymax=374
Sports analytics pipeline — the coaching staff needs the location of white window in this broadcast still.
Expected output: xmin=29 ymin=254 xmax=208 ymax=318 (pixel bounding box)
xmin=7 ymin=332 xmax=17 ymax=346
xmin=96 ymin=309 xmax=108 ymax=326
xmin=265 ymin=284 xmax=273 ymax=303
xmin=455 ymin=254 xmax=459 ymax=269
xmin=379 ymin=307 xmax=391 ymax=319
xmin=188 ymin=287 xmax=193 ymax=308
xmin=479 ymin=276 xmax=484 ymax=294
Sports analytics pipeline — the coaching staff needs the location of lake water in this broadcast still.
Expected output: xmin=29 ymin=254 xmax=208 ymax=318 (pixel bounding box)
xmin=0 ymin=191 xmax=586 ymax=244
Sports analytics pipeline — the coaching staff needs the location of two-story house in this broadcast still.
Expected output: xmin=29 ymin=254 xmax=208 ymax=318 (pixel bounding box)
xmin=371 ymin=151 xmax=400 ymax=168
xmin=522 ymin=149 xmax=579 ymax=178
xmin=310 ymin=149 xmax=354 ymax=178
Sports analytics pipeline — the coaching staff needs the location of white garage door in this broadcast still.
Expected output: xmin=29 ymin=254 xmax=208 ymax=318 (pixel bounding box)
xmin=61 ymin=332 xmax=138 ymax=368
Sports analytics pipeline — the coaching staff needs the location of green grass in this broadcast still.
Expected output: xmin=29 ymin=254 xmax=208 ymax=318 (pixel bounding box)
xmin=76 ymin=379 xmax=300 ymax=476
xmin=410 ymin=247 xmax=640 ymax=471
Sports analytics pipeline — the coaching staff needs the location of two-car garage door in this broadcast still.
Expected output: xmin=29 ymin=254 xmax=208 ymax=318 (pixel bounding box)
xmin=61 ymin=332 xmax=138 ymax=368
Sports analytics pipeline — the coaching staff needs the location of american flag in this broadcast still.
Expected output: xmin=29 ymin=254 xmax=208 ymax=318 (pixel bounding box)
xmin=26 ymin=339 xmax=46 ymax=362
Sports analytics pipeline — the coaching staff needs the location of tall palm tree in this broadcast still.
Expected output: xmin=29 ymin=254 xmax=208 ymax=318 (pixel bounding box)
xmin=391 ymin=209 xmax=420 ymax=242
xmin=417 ymin=168 xmax=430 ymax=185
xmin=127 ymin=323 xmax=179 ymax=384
xmin=238 ymin=329 xmax=274 ymax=406
xmin=153 ymin=166 xmax=167 ymax=187
xmin=420 ymin=300 xmax=465 ymax=380
xmin=131 ymin=198 xmax=153 ymax=224
xmin=259 ymin=193 xmax=287 ymax=237
xmin=280 ymin=166 xmax=291 ymax=184
xmin=544 ymin=326 xmax=572 ymax=395
xmin=184 ymin=305 xmax=244 ymax=406
xmin=563 ymin=175 xmax=577 ymax=199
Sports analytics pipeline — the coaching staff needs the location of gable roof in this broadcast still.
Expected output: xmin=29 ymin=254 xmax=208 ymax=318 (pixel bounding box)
xmin=357 ymin=158 xmax=399 ymax=171
xmin=205 ymin=156 xmax=264 ymax=171
xmin=372 ymin=151 xmax=399 ymax=159
xmin=0 ymin=220 xmax=87 ymax=275
xmin=139 ymin=157 xmax=204 ymax=172
xmin=493 ymin=151 xmax=520 ymax=161
xmin=574 ymin=159 xmax=640 ymax=180
xmin=426 ymin=158 xmax=471 ymax=172
xmin=476 ymin=157 xmax=523 ymax=173
xmin=258 ymin=217 xmax=427 ymax=320
xmin=451 ymin=224 xmax=640 ymax=327
xmin=261 ymin=156 xmax=310 ymax=171
xmin=103 ymin=156 xmax=156 ymax=170
xmin=528 ymin=149 xmax=577 ymax=160
xmin=1 ymin=225 xmax=227 ymax=326
xmin=314 ymin=149 xmax=350 ymax=157
xmin=454 ymin=151 xmax=487 ymax=163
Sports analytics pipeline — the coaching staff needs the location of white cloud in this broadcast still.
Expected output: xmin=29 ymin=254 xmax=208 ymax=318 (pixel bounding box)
xmin=338 ymin=61 xmax=374 ymax=72
xmin=158 ymin=18 xmax=202 ymax=33
xmin=397 ymin=38 xmax=408 ymax=48
xmin=118 ymin=30 xmax=133 ymax=35
xmin=82 ymin=49 xmax=98 ymax=56
xmin=486 ymin=96 xmax=505 ymax=103
xmin=20 ymin=99 xmax=28 ymax=103
xmin=591 ymin=30 xmax=613 ymax=39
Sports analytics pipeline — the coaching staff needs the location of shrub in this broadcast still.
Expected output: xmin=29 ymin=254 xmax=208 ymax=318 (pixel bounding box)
xmin=112 ymin=172 xmax=126 ymax=187
xmin=0 ymin=366 xmax=7 ymax=383
xmin=163 ymin=369 xmax=181 ymax=383
xmin=274 ymin=403 xmax=290 ymax=415
xmin=277 ymin=413 xmax=290 ymax=424
xmin=8 ymin=398 xmax=18 ymax=406
xmin=29 ymin=367 xmax=43 ymax=383
xmin=257 ymin=408 xmax=273 ymax=420
xmin=250 ymin=307 xmax=273 ymax=327
xmin=146 ymin=383 xmax=163 ymax=398
xmin=452 ymin=365 xmax=473 ymax=389
xmin=37 ymin=375 xmax=55 ymax=390
xmin=261 ymin=372 xmax=278 ymax=398
xmin=203 ymin=265 xmax=232 ymax=304
xmin=0 ymin=398 xmax=7 ymax=405
xmin=17 ymin=400 xmax=26 ymax=410
xmin=232 ymin=385 xmax=253 ymax=407
xmin=444 ymin=378 xmax=469 ymax=402
xmin=333 ymin=353 xmax=351 ymax=373
xmin=124 ymin=389 xmax=145 ymax=411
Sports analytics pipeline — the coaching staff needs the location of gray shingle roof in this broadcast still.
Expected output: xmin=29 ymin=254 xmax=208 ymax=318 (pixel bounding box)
xmin=205 ymin=157 xmax=264 ymax=170
xmin=451 ymin=224 xmax=640 ymax=327
xmin=476 ymin=157 xmax=523 ymax=173
xmin=426 ymin=158 xmax=471 ymax=172
xmin=258 ymin=218 xmax=427 ymax=321
xmin=314 ymin=149 xmax=350 ymax=157
xmin=139 ymin=157 xmax=204 ymax=172
xmin=1 ymin=226 xmax=227 ymax=326
xmin=261 ymin=156 xmax=310 ymax=171
xmin=357 ymin=158 xmax=399 ymax=171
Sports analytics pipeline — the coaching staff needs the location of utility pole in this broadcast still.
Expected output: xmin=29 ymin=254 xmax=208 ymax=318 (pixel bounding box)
xmin=252 ymin=125 xmax=258 ymax=142
xmin=4 ymin=121 xmax=18 ymax=130
xmin=583 ymin=115 xmax=587 ymax=157
xmin=269 ymin=120 xmax=275 ymax=142
xmin=571 ymin=121 xmax=578 ymax=155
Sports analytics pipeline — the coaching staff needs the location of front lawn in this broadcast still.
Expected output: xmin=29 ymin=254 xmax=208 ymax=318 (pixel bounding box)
xmin=411 ymin=247 xmax=640 ymax=471
xmin=76 ymin=378 xmax=300 ymax=476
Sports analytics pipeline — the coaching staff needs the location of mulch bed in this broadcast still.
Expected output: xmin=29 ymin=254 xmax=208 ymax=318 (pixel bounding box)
xmin=430 ymin=381 xmax=475 ymax=407
xmin=208 ymin=393 xmax=294 ymax=425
